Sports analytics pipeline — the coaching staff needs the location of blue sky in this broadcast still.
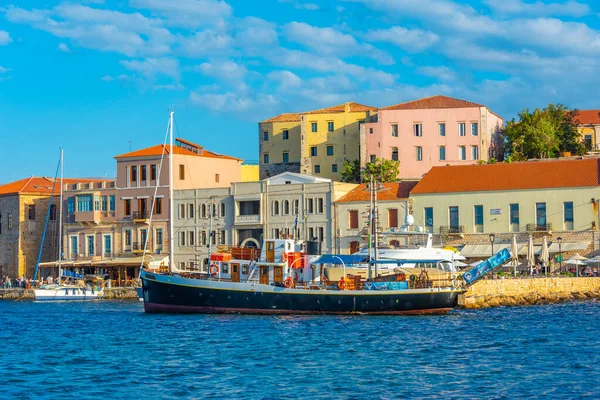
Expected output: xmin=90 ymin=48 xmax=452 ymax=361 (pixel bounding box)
xmin=1 ymin=0 xmax=600 ymax=183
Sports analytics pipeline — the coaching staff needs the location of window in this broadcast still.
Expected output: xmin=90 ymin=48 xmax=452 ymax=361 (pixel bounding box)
xmin=28 ymin=204 xmax=35 ymax=221
xmin=510 ymin=203 xmax=519 ymax=232
xmin=101 ymin=196 xmax=107 ymax=212
xmin=328 ymin=121 xmax=334 ymax=132
xmin=472 ymin=146 xmax=479 ymax=160
xmin=141 ymin=165 xmax=147 ymax=181
xmin=471 ymin=122 xmax=478 ymax=136
xmin=439 ymin=123 xmax=446 ymax=136
xmin=283 ymin=152 xmax=289 ymax=163
xmin=308 ymin=227 xmax=314 ymax=240
xmin=179 ymin=164 xmax=185 ymax=180
xmin=156 ymin=229 xmax=163 ymax=245
xmin=77 ymin=195 xmax=93 ymax=212
xmin=449 ymin=206 xmax=459 ymax=230
xmin=131 ymin=166 xmax=138 ymax=182
xmin=283 ymin=200 xmax=290 ymax=215
xmin=220 ymin=230 xmax=226 ymax=245
xmin=458 ymin=146 xmax=466 ymax=160
xmin=314 ymin=165 xmax=320 ymax=173
xmin=370 ymin=155 xmax=376 ymax=162
xmin=179 ymin=204 xmax=185 ymax=219
xmin=151 ymin=164 xmax=157 ymax=180
xmin=220 ymin=203 xmax=226 ymax=217
xmin=425 ymin=207 xmax=433 ymax=232
xmin=215 ymin=174 xmax=219 ymax=183
xmin=307 ymin=198 xmax=314 ymax=214
xmin=439 ymin=146 xmax=446 ymax=161
xmin=211 ymin=230 xmax=216 ymax=245
xmin=263 ymin=131 xmax=268 ymax=141
xmin=317 ymin=198 xmax=324 ymax=214
xmin=87 ymin=236 xmax=95 ymax=257
xmin=70 ymin=236 xmax=78 ymax=257
xmin=263 ymin=153 xmax=269 ymax=164
xmin=293 ymin=199 xmax=299 ymax=214
xmin=68 ymin=197 xmax=75 ymax=213
xmin=536 ymin=202 xmax=547 ymax=228
xmin=332 ymin=164 xmax=338 ymax=173
xmin=201 ymin=231 xmax=207 ymax=245
xmin=310 ymin=147 xmax=317 ymax=157
xmin=109 ymin=195 xmax=115 ymax=211
xmin=283 ymin=130 xmax=289 ymax=140
xmin=274 ymin=228 xmax=280 ymax=239
xmin=125 ymin=230 xmax=132 ymax=246
xmin=94 ymin=196 xmax=100 ymax=211
xmin=369 ymin=128 xmax=373 ymax=134
xmin=180 ymin=231 xmax=186 ymax=247
xmin=564 ymin=201 xmax=574 ymax=230
xmin=49 ymin=205 xmax=57 ymax=221
xmin=104 ymin=235 xmax=112 ymax=255
xmin=349 ymin=210 xmax=359 ymax=229
xmin=311 ymin=122 xmax=317 ymax=132
xmin=201 ymin=204 xmax=207 ymax=218
xmin=391 ymin=147 xmax=398 ymax=161
xmin=474 ymin=205 xmax=483 ymax=233
xmin=188 ymin=203 xmax=194 ymax=219
xmin=154 ymin=198 xmax=162 ymax=215
xmin=272 ymin=200 xmax=280 ymax=215
xmin=413 ymin=123 xmax=422 ymax=137
xmin=189 ymin=231 xmax=195 ymax=246
xmin=391 ymin=124 xmax=398 ymax=137
xmin=459 ymin=123 xmax=466 ymax=136
xmin=318 ymin=227 xmax=324 ymax=241
xmin=327 ymin=145 xmax=334 ymax=156
xmin=388 ymin=208 xmax=398 ymax=228
xmin=140 ymin=229 xmax=147 ymax=248
xmin=416 ymin=146 xmax=423 ymax=161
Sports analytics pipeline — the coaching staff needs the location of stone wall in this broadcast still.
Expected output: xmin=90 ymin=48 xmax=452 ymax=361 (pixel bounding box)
xmin=0 ymin=194 xmax=20 ymax=278
xmin=260 ymin=162 xmax=301 ymax=179
xmin=460 ymin=277 xmax=600 ymax=308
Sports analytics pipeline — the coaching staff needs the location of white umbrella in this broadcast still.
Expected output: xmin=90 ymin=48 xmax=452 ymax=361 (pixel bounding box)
xmin=540 ymin=236 xmax=549 ymax=276
xmin=511 ymin=234 xmax=519 ymax=277
xmin=527 ymin=235 xmax=535 ymax=275
xmin=454 ymin=260 xmax=468 ymax=267
xmin=564 ymin=253 xmax=588 ymax=277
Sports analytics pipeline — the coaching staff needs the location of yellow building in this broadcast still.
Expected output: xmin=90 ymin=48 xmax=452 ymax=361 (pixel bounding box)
xmin=240 ymin=163 xmax=259 ymax=182
xmin=574 ymin=109 xmax=600 ymax=151
xmin=259 ymin=102 xmax=377 ymax=180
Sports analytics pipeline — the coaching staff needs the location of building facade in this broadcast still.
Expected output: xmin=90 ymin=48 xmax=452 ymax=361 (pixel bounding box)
xmin=173 ymin=172 xmax=357 ymax=271
xmin=259 ymin=102 xmax=377 ymax=181
xmin=362 ymin=95 xmax=504 ymax=180
xmin=574 ymin=109 xmax=600 ymax=151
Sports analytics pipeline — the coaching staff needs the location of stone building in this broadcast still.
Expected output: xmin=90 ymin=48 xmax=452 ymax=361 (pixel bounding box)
xmin=0 ymin=176 xmax=109 ymax=278
xmin=173 ymin=172 xmax=357 ymax=271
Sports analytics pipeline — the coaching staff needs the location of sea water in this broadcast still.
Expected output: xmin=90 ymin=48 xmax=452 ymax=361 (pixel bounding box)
xmin=1 ymin=300 xmax=599 ymax=399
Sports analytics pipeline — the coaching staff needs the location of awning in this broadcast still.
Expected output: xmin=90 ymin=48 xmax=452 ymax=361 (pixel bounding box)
xmin=312 ymin=254 xmax=367 ymax=264
xmin=460 ymin=244 xmax=510 ymax=257
xmin=547 ymin=241 xmax=591 ymax=253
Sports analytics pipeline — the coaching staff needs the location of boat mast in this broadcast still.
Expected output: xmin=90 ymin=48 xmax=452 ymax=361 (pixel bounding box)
xmin=58 ymin=148 xmax=64 ymax=283
xmin=169 ymin=110 xmax=174 ymax=274
xmin=208 ymin=196 xmax=213 ymax=274
xmin=373 ymin=177 xmax=379 ymax=278
xmin=368 ymin=175 xmax=373 ymax=280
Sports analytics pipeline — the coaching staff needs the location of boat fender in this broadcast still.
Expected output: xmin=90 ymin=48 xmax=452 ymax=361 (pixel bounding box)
xmin=284 ymin=276 xmax=294 ymax=288
xmin=282 ymin=252 xmax=288 ymax=263
xmin=338 ymin=278 xmax=347 ymax=290
xmin=410 ymin=274 xmax=416 ymax=282
xmin=210 ymin=264 xmax=219 ymax=276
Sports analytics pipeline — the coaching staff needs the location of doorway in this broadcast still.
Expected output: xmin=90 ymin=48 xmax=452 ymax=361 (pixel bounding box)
xmin=231 ymin=263 xmax=240 ymax=282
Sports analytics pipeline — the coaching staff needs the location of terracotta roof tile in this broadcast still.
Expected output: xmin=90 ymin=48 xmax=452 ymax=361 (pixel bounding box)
xmin=0 ymin=177 xmax=111 ymax=197
xmin=114 ymin=144 xmax=242 ymax=161
xmin=411 ymin=158 xmax=600 ymax=195
xmin=336 ymin=181 xmax=419 ymax=203
xmin=261 ymin=113 xmax=302 ymax=123
xmin=381 ymin=95 xmax=484 ymax=111
xmin=574 ymin=110 xmax=600 ymax=125
xmin=305 ymin=102 xmax=377 ymax=115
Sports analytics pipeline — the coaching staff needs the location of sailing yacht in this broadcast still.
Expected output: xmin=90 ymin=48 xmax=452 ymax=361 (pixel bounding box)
xmin=34 ymin=149 xmax=104 ymax=301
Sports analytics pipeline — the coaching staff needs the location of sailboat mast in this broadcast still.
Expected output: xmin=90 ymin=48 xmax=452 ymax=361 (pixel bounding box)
xmin=368 ymin=175 xmax=373 ymax=280
xmin=374 ymin=178 xmax=379 ymax=278
xmin=169 ymin=110 xmax=174 ymax=273
xmin=58 ymin=148 xmax=64 ymax=282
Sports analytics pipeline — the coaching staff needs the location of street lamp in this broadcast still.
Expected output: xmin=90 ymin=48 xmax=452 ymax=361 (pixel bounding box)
xmin=557 ymin=236 xmax=562 ymax=273
xmin=489 ymin=233 xmax=496 ymax=256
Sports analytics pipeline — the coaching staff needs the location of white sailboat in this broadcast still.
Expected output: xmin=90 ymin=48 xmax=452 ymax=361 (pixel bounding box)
xmin=34 ymin=149 xmax=104 ymax=301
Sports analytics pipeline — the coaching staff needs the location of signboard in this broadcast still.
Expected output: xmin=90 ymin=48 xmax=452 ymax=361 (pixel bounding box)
xmin=490 ymin=209 xmax=502 ymax=215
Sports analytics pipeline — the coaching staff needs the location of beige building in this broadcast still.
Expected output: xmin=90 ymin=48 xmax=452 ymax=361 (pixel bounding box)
xmin=334 ymin=182 xmax=418 ymax=254
xmin=174 ymin=172 xmax=357 ymax=271
xmin=575 ymin=110 xmax=600 ymax=151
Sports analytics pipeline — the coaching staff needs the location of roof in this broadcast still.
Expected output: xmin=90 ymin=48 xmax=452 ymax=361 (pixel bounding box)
xmin=261 ymin=113 xmax=302 ymax=123
xmin=0 ymin=177 xmax=110 ymax=197
xmin=411 ymin=158 xmax=600 ymax=195
xmin=574 ymin=110 xmax=600 ymax=125
xmin=381 ymin=95 xmax=483 ymax=111
xmin=260 ymin=102 xmax=377 ymax=123
xmin=114 ymin=143 xmax=242 ymax=161
xmin=336 ymin=181 xmax=419 ymax=203
xmin=263 ymin=171 xmax=331 ymax=184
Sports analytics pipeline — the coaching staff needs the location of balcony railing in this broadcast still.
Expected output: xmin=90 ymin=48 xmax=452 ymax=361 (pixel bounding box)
xmin=439 ymin=225 xmax=464 ymax=234
xmin=526 ymin=223 xmax=553 ymax=232
xmin=133 ymin=211 xmax=149 ymax=220
xmin=132 ymin=242 xmax=152 ymax=252
xmin=235 ymin=214 xmax=261 ymax=225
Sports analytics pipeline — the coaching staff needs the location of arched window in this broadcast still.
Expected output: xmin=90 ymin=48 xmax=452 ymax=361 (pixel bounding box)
xmin=283 ymin=200 xmax=290 ymax=215
xmin=272 ymin=200 xmax=280 ymax=215
xmin=389 ymin=240 xmax=400 ymax=248
xmin=220 ymin=203 xmax=226 ymax=217
xmin=201 ymin=204 xmax=206 ymax=218
xmin=293 ymin=199 xmax=299 ymax=215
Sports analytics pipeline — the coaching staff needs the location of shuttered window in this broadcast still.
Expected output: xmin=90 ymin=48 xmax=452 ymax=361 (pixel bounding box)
xmin=388 ymin=208 xmax=398 ymax=228
xmin=349 ymin=210 xmax=359 ymax=229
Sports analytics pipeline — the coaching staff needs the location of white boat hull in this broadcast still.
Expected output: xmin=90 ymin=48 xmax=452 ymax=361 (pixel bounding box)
xmin=34 ymin=287 xmax=103 ymax=301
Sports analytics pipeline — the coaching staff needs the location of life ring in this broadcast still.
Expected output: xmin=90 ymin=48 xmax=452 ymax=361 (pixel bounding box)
xmin=210 ymin=264 xmax=219 ymax=276
xmin=284 ymin=276 xmax=294 ymax=288
xmin=338 ymin=278 xmax=347 ymax=290
xmin=282 ymin=252 xmax=288 ymax=263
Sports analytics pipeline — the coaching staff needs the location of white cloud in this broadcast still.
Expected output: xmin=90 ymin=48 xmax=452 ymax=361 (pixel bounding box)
xmin=195 ymin=60 xmax=247 ymax=83
xmin=178 ymin=30 xmax=234 ymax=57
xmin=101 ymin=74 xmax=130 ymax=81
xmin=0 ymin=30 xmax=11 ymax=45
xmin=417 ymin=66 xmax=457 ymax=81
xmin=58 ymin=43 xmax=71 ymax=52
xmin=484 ymin=0 xmax=590 ymax=17
xmin=189 ymin=90 xmax=277 ymax=114
xmin=235 ymin=17 xmax=278 ymax=48
xmin=267 ymin=70 xmax=303 ymax=90
xmin=0 ymin=66 xmax=11 ymax=73
xmin=120 ymin=57 xmax=180 ymax=79
xmin=365 ymin=26 xmax=439 ymax=52
xmin=283 ymin=22 xmax=358 ymax=55
xmin=129 ymin=0 xmax=232 ymax=28
xmin=298 ymin=3 xmax=319 ymax=10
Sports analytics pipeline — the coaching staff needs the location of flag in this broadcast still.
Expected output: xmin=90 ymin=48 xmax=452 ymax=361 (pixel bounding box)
xmin=294 ymin=213 xmax=299 ymax=230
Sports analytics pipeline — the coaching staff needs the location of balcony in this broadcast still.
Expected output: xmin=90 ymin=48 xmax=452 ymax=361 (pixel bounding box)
xmin=440 ymin=225 xmax=464 ymax=235
xmin=133 ymin=211 xmax=150 ymax=223
xmin=526 ymin=223 xmax=553 ymax=232
xmin=132 ymin=242 xmax=152 ymax=254
xmin=235 ymin=214 xmax=262 ymax=225
xmin=74 ymin=210 xmax=102 ymax=224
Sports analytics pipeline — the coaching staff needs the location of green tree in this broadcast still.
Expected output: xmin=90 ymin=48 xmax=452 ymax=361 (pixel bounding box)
xmin=340 ymin=159 xmax=361 ymax=183
xmin=340 ymin=158 xmax=400 ymax=183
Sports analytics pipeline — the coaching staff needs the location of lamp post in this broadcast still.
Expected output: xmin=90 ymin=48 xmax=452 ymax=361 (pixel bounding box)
xmin=557 ymin=236 xmax=562 ymax=273
xmin=489 ymin=233 xmax=496 ymax=257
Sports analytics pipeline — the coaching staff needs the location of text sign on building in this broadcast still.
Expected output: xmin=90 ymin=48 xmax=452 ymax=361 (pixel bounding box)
xmin=490 ymin=209 xmax=502 ymax=215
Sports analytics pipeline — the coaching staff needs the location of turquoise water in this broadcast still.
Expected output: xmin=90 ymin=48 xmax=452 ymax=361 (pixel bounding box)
xmin=1 ymin=300 xmax=599 ymax=399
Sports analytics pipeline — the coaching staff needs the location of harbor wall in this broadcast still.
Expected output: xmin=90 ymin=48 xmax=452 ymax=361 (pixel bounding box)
xmin=460 ymin=277 xmax=600 ymax=308
xmin=0 ymin=287 xmax=138 ymax=300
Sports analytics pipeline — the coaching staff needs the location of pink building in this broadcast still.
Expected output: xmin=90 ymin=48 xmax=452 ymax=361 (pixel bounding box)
xmin=362 ymin=95 xmax=503 ymax=180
